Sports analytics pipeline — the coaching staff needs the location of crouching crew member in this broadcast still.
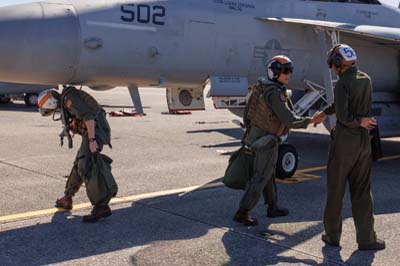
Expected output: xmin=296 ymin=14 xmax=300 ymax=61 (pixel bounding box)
xmin=38 ymin=86 xmax=118 ymax=223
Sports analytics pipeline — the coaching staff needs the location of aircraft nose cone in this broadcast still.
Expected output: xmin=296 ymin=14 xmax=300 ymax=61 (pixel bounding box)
xmin=0 ymin=2 xmax=80 ymax=85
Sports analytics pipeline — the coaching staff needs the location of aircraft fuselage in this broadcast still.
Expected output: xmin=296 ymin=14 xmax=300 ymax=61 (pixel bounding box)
xmin=0 ymin=0 xmax=398 ymax=91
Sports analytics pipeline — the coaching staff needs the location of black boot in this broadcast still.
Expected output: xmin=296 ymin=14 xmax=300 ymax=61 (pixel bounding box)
xmin=267 ymin=204 xmax=289 ymax=218
xmin=233 ymin=208 xmax=258 ymax=226
xmin=82 ymin=205 xmax=112 ymax=223
xmin=358 ymin=239 xmax=386 ymax=251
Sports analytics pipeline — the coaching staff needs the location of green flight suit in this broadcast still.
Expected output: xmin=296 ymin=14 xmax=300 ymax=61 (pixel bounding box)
xmin=240 ymin=80 xmax=311 ymax=210
xmin=62 ymin=88 xmax=116 ymax=207
xmin=323 ymin=66 xmax=376 ymax=245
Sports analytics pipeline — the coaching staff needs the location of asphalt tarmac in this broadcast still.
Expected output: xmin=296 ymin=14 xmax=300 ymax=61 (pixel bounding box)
xmin=1 ymin=87 xmax=399 ymax=266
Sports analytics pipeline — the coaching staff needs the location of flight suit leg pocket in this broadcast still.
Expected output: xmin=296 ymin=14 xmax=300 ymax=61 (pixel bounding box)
xmin=77 ymin=154 xmax=91 ymax=179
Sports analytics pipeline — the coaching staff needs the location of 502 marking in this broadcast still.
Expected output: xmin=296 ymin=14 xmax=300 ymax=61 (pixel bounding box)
xmin=121 ymin=4 xmax=166 ymax=26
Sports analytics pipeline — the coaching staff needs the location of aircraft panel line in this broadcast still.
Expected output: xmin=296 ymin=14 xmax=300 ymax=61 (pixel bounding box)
xmin=87 ymin=20 xmax=157 ymax=32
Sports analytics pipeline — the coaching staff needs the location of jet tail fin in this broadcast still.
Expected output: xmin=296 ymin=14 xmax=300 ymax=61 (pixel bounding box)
xmin=257 ymin=17 xmax=400 ymax=44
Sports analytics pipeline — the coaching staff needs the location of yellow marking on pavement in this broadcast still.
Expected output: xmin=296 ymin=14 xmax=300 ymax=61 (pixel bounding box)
xmin=277 ymin=176 xmax=318 ymax=184
xmin=295 ymin=166 xmax=327 ymax=174
xmin=2 ymin=154 xmax=399 ymax=224
xmin=276 ymin=166 xmax=325 ymax=183
xmin=178 ymin=182 xmax=222 ymax=197
xmin=298 ymin=173 xmax=321 ymax=178
xmin=0 ymin=183 xmax=222 ymax=223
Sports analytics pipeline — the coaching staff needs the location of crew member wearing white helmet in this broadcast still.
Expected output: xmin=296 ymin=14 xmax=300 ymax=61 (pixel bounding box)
xmin=38 ymin=87 xmax=117 ymax=223
xmin=233 ymin=55 xmax=322 ymax=226
xmin=313 ymin=44 xmax=385 ymax=250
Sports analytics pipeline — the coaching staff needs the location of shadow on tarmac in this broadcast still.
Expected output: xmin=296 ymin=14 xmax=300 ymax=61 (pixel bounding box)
xmin=190 ymin=127 xmax=400 ymax=160
xmin=0 ymin=102 xmax=37 ymax=112
xmin=0 ymin=199 xmax=213 ymax=266
xmin=321 ymin=245 xmax=377 ymax=266
xmin=188 ymin=127 xmax=330 ymax=147
xmin=0 ymin=166 xmax=398 ymax=266
xmin=187 ymin=127 xmax=244 ymax=140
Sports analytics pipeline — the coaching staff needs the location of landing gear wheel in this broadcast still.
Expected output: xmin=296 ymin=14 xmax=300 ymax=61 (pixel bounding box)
xmin=0 ymin=96 xmax=11 ymax=104
xmin=24 ymin=93 xmax=38 ymax=106
xmin=276 ymin=144 xmax=298 ymax=179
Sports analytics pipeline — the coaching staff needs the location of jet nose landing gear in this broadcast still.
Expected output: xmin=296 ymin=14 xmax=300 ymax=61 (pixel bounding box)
xmin=276 ymin=144 xmax=299 ymax=179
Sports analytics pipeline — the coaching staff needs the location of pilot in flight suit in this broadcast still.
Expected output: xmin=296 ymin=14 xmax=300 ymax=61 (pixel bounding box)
xmin=313 ymin=44 xmax=385 ymax=250
xmin=234 ymin=55 xmax=320 ymax=226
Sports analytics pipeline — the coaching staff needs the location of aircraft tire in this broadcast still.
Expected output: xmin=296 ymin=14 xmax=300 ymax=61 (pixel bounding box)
xmin=276 ymin=144 xmax=298 ymax=179
xmin=24 ymin=93 xmax=38 ymax=106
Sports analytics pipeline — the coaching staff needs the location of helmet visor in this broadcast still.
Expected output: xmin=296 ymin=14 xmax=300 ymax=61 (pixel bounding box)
xmin=281 ymin=64 xmax=294 ymax=75
xmin=39 ymin=108 xmax=54 ymax=117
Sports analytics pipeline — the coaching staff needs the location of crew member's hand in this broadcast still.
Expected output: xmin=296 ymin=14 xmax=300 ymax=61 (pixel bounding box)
xmin=311 ymin=111 xmax=326 ymax=126
xmin=89 ymin=140 xmax=99 ymax=153
xmin=360 ymin=117 xmax=377 ymax=131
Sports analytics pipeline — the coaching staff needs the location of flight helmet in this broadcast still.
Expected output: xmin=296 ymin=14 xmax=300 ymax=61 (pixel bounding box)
xmin=267 ymin=55 xmax=294 ymax=81
xmin=327 ymin=44 xmax=357 ymax=69
xmin=38 ymin=89 xmax=60 ymax=116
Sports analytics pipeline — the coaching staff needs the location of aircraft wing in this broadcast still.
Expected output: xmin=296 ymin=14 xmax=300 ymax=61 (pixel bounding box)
xmin=258 ymin=17 xmax=400 ymax=44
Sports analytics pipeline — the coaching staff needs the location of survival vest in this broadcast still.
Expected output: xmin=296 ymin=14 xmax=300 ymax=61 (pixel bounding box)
xmin=244 ymin=82 xmax=288 ymax=136
xmin=61 ymin=87 xmax=111 ymax=145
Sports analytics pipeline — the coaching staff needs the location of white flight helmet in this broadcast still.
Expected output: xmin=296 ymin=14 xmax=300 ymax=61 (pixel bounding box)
xmin=266 ymin=55 xmax=294 ymax=81
xmin=37 ymin=89 xmax=60 ymax=116
xmin=327 ymin=44 xmax=357 ymax=68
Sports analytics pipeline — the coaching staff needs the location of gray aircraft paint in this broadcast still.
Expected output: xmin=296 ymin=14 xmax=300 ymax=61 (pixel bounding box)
xmin=0 ymin=82 xmax=53 ymax=95
xmin=0 ymin=0 xmax=398 ymax=92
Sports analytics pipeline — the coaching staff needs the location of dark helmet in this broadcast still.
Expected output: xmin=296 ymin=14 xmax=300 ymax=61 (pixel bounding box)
xmin=266 ymin=55 xmax=294 ymax=81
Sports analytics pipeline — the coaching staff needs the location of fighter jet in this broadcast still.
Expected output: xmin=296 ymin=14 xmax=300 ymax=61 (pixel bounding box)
xmin=0 ymin=0 xmax=399 ymax=177
xmin=0 ymin=82 xmax=54 ymax=106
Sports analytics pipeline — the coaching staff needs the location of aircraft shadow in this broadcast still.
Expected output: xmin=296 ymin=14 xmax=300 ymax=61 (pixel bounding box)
xmin=0 ymin=102 xmax=37 ymax=113
xmin=187 ymin=127 xmax=244 ymax=140
xmin=1 ymin=160 xmax=399 ymax=266
xmin=190 ymin=127 xmax=400 ymax=160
